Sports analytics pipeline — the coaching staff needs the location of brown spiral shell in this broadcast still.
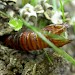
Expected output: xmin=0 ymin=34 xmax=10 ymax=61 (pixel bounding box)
xmin=4 ymin=24 xmax=70 ymax=51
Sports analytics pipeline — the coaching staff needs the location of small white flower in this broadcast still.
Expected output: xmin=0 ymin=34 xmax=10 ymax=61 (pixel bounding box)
xmin=19 ymin=3 xmax=37 ymax=19
xmin=51 ymin=11 xmax=63 ymax=24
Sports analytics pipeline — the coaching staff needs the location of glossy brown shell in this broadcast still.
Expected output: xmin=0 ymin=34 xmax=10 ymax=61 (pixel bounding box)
xmin=4 ymin=24 xmax=70 ymax=51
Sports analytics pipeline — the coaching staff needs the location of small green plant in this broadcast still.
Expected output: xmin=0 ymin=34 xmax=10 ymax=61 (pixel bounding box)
xmin=9 ymin=18 xmax=23 ymax=31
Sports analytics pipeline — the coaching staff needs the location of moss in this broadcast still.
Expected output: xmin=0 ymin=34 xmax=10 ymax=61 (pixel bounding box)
xmin=0 ymin=45 xmax=70 ymax=75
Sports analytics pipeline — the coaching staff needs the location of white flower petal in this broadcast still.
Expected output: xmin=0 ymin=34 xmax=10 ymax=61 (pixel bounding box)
xmin=19 ymin=3 xmax=37 ymax=18
xmin=51 ymin=11 xmax=63 ymax=24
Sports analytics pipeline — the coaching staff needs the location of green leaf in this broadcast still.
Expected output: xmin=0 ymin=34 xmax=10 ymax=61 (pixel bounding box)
xmin=9 ymin=18 xmax=23 ymax=31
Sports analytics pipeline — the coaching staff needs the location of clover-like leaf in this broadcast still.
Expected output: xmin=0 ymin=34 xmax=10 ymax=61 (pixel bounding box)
xmin=9 ymin=18 xmax=23 ymax=31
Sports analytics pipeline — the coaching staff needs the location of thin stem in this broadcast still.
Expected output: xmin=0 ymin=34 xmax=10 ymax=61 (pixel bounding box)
xmin=43 ymin=49 xmax=53 ymax=65
xmin=0 ymin=11 xmax=10 ymax=18
xmin=59 ymin=0 xmax=66 ymax=22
